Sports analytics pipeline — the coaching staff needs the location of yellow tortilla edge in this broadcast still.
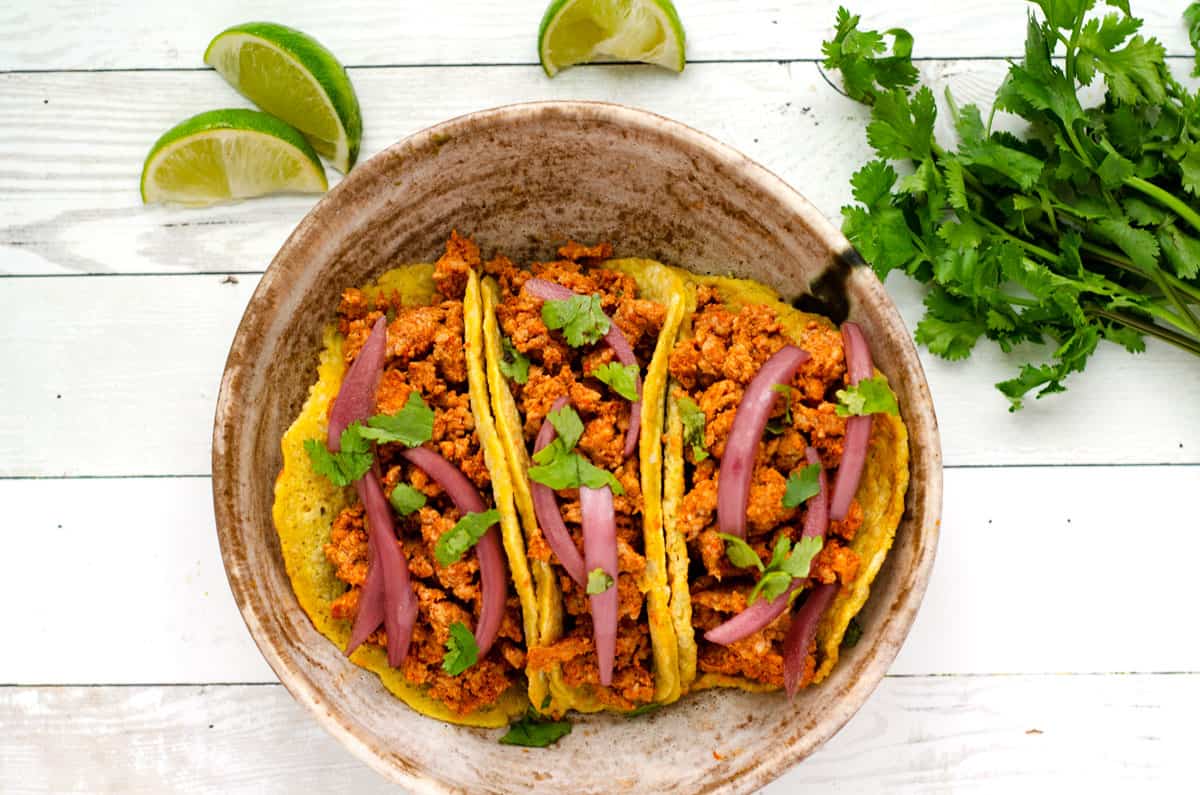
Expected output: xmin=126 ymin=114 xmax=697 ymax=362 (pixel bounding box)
xmin=271 ymin=264 xmax=528 ymax=727
xmin=661 ymin=270 xmax=910 ymax=694
xmin=481 ymin=275 xmax=562 ymax=717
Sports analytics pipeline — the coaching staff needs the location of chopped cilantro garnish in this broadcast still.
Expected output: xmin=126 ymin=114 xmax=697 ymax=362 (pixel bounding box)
xmin=304 ymin=424 xmax=372 ymax=487
xmin=434 ymin=509 xmax=500 ymax=566
xmin=841 ymin=616 xmax=864 ymax=649
xmin=499 ymin=335 xmax=530 ymax=385
xmin=539 ymin=693 xmax=553 ymax=712
xmin=547 ymin=404 xmax=585 ymax=450
xmin=782 ymin=464 xmax=822 ymax=508
xmin=835 ymin=376 xmax=899 ymax=417
xmin=528 ymin=406 xmax=624 ymax=495
xmin=499 ymin=712 xmax=573 ymax=748
xmin=765 ymin=383 xmax=794 ymax=435
xmin=441 ymin=621 xmax=479 ymax=676
xmin=624 ymin=703 xmax=662 ymax=718
xmin=586 ymin=568 xmax=614 ymax=594
xmin=730 ymin=535 xmax=825 ymax=605
xmin=716 ymin=532 xmax=764 ymax=572
xmin=677 ymin=396 xmax=709 ymax=462
xmin=541 ymin=294 xmax=610 ymax=347
xmin=591 ymin=362 xmax=640 ymax=401
xmin=750 ymin=571 xmax=794 ymax=604
xmin=528 ymin=440 xmax=625 ymax=495
xmin=358 ymin=391 xmax=435 ymax=447
xmin=388 ymin=482 xmax=426 ymax=516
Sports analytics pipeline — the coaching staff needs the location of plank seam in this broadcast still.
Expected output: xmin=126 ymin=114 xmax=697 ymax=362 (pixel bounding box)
xmin=1 ymin=54 xmax=1196 ymax=75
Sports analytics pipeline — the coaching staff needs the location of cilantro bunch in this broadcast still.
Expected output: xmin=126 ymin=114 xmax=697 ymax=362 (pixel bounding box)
xmin=826 ymin=2 xmax=1200 ymax=409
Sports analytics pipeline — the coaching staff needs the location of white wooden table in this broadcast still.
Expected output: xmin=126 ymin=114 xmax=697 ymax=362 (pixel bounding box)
xmin=3 ymin=1 xmax=1199 ymax=791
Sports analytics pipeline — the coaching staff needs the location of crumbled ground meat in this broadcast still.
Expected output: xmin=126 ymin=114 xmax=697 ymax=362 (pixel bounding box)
xmin=322 ymin=234 xmax=522 ymax=717
xmin=667 ymin=291 xmax=863 ymax=690
xmin=491 ymin=241 xmax=665 ymax=708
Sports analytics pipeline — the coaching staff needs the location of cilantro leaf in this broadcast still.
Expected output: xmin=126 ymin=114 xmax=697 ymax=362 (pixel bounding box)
xmin=749 ymin=571 xmax=793 ymax=604
xmin=841 ymin=616 xmax=864 ymax=648
xmin=716 ymin=532 xmax=765 ymax=572
xmin=1094 ymin=218 xmax=1160 ymax=271
xmin=499 ymin=335 xmax=530 ymax=384
xmin=835 ymin=376 xmax=900 ymax=417
xmin=434 ymin=509 xmax=500 ymax=567
xmin=586 ymin=568 xmax=614 ymax=594
xmin=779 ymin=536 xmax=824 ymax=579
xmin=955 ymin=104 xmax=1044 ymax=191
xmin=624 ymin=703 xmax=662 ymax=718
xmin=742 ymin=534 xmax=828 ymax=605
xmin=866 ymin=86 xmax=936 ymax=162
xmin=541 ymin=294 xmax=610 ymax=347
xmin=782 ymin=464 xmax=822 ymax=508
xmin=547 ymin=404 xmax=585 ymax=450
xmin=442 ymin=621 xmax=479 ymax=676
xmin=590 ymin=362 xmax=640 ymax=401
xmin=821 ymin=8 xmax=918 ymax=105
xmin=304 ymin=424 xmax=373 ymax=487
xmin=1158 ymin=224 xmax=1200 ymax=279
xmin=388 ymin=482 xmax=427 ymax=516
xmin=1189 ymin=2 xmax=1200 ymax=77
xmin=358 ymin=392 xmax=434 ymax=447
xmin=765 ymin=383 xmax=794 ymax=435
xmin=499 ymin=713 xmax=572 ymax=748
xmin=529 ymin=440 xmax=624 ymax=495
xmin=677 ymin=396 xmax=709 ymax=462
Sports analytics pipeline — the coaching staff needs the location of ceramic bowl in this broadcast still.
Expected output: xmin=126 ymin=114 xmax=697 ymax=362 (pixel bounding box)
xmin=212 ymin=101 xmax=942 ymax=794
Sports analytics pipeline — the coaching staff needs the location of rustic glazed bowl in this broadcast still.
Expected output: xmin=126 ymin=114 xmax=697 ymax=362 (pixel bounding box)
xmin=213 ymin=101 xmax=941 ymax=794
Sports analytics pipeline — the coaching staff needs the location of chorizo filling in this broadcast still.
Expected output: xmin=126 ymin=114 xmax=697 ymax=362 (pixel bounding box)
xmin=489 ymin=243 xmax=667 ymax=710
xmin=323 ymin=237 xmax=525 ymax=716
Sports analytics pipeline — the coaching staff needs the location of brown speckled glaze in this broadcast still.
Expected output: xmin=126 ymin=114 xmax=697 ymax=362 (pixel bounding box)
xmin=212 ymin=101 xmax=942 ymax=794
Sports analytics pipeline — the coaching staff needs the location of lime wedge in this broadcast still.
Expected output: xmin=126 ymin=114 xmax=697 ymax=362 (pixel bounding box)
xmin=538 ymin=0 xmax=686 ymax=77
xmin=140 ymin=109 xmax=327 ymax=206
xmin=204 ymin=22 xmax=362 ymax=173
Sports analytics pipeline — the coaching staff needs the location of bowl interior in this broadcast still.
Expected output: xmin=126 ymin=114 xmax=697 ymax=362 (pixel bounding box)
xmin=213 ymin=101 xmax=941 ymax=795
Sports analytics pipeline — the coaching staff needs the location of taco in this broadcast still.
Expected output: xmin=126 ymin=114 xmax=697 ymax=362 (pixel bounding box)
xmin=272 ymin=233 xmax=538 ymax=726
xmin=480 ymin=242 xmax=686 ymax=714
xmin=661 ymin=274 xmax=909 ymax=696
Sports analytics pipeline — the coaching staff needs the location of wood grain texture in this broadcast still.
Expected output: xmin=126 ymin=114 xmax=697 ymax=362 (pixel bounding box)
xmin=4 ymin=466 xmax=1197 ymax=685
xmin=0 ymin=0 xmax=1195 ymax=70
xmin=3 ymin=675 xmax=1196 ymax=793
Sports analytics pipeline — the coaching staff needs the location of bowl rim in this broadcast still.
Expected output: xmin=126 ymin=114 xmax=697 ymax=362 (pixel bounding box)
xmin=212 ymin=99 xmax=942 ymax=794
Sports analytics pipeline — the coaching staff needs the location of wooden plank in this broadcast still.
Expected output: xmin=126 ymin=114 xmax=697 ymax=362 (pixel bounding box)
xmin=2 ymin=267 xmax=1197 ymax=478
xmin=0 ymin=61 xmax=832 ymax=276
xmin=0 ymin=0 xmax=1194 ymax=70
xmin=3 ymin=466 xmax=1197 ymax=685
xmin=2 ymin=675 xmax=1196 ymax=792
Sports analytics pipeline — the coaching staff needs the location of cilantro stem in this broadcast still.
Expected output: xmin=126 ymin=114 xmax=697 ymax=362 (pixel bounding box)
xmin=1075 ymin=237 xmax=1200 ymax=305
xmin=975 ymin=215 xmax=1058 ymax=262
xmin=1086 ymin=306 xmax=1200 ymax=357
xmin=1123 ymin=176 xmax=1200 ymax=238
xmin=1144 ymin=262 xmax=1200 ymax=338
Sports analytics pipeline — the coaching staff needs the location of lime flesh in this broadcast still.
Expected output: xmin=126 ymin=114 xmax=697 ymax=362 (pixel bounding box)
xmin=538 ymin=0 xmax=686 ymax=77
xmin=141 ymin=109 xmax=327 ymax=206
xmin=205 ymin=22 xmax=362 ymax=173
